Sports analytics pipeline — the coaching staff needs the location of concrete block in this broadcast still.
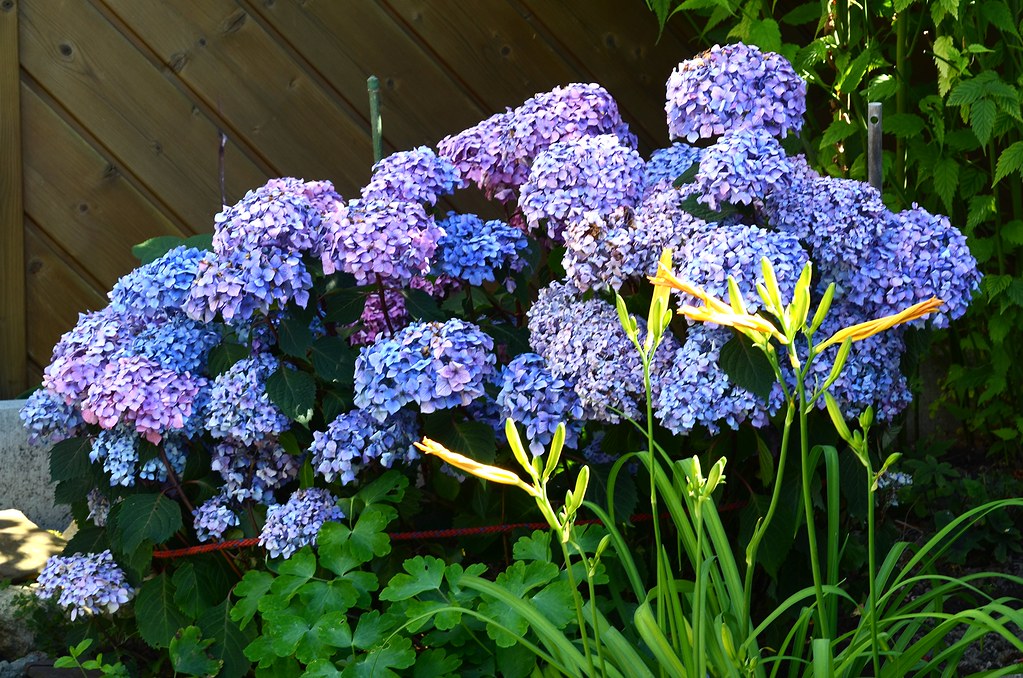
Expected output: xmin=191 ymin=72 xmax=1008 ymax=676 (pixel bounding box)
xmin=0 ymin=401 xmax=70 ymax=531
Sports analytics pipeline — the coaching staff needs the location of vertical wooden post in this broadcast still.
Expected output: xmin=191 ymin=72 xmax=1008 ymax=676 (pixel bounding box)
xmin=0 ymin=0 xmax=27 ymax=397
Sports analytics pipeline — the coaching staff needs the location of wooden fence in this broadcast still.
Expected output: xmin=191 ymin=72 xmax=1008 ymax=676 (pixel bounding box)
xmin=0 ymin=0 xmax=697 ymax=397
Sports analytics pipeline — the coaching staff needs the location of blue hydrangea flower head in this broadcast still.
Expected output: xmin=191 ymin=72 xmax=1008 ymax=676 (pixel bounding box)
xmin=193 ymin=491 xmax=240 ymax=542
xmin=125 ymin=314 xmax=221 ymax=374
xmin=644 ymin=143 xmax=703 ymax=186
xmin=108 ymin=246 xmax=206 ymax=319
xmin=20 ymin=388 xmax=85 ymax=446
xmin=205 ymin=353 xmax=290 ymax=445
xmin=310 ymin=408 xmax=420 ymax=484
xmin=89 ymin=425 xmax=140 ymax=487
xmin=496 ymin=353 xmax=585 ymax=456
xmin=519 ymin=134 xmax=645 ymax=240
xmin=36 ymin=550 xmax=134 ymax=620
xmin=211 ymin=438 xmax=299 ymax=504
xmin=259 ymin=488 xmax=345 ymax=560
xmin=362 ymin=146 xmax=465 ymax=205
xmin=666 ymin=42 xmax=806 ymax=141
xmin=695 ymin=127 xmax=795 ymax=210
xmin=434 ymin=212 xmax=529 ymax=286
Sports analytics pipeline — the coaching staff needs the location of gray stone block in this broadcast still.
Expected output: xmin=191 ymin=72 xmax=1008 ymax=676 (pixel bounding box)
xmin=0 ymin=401 xmax=70 ymax=532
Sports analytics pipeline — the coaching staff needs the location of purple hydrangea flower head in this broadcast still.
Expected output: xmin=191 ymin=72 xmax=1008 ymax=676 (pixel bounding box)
xmin=350 ymin=286 xmax=409 ymax=346
xmin=319 ymin=198 xmax=443 ymax=286
xmin=439 ymin=83 xmax=635 ymax=204
xmin=695 ymin=127 xmax=794 ymax=210
xmin=213 ymin=177 xmax=337 ymax=257
xmin=434 ymin=212 xmax=530 ymax=285
xmin=496 ymin=353 xmax=585 ymax=456
xmin=126 ymin=315 xmax=222 ymax=374
xmin=310 ymin=408 xmax=420 ymax=485
xmin=361 ymin=146 xmax=465 ymax=205
xmin=655 ymin=324 xmax=782 ymax=435
xmin=666 ymin=42 xmax=806 ymax=141
xmin=676 ymin=223 xmax=809 ymax=311
xmin=108 ymin=246 xmax=206 ymax=319
xmin=193 ymin=491 xmax=240 ymax=542
xmin=519 ymin=134 xmax=645 ymax=240
xmin=43 ymin=308 xmax=137 ymax=406
xmin=79 ymin=355 xmax=204 ymax=444
xmin=20 ymin=388 xmax=85 ymax=446
xmin=644 ymin=143 xmax=703 ymax=187
xmin=259 ymin=488 xmax=345 ymax=559
xmin=354 ymin=319 xmax=496 ymax=421
xmin=561 ymin=207 xmax=640 ymax=293
xmin=36 ymin=550 xmax=134 ymax=620
xmin=205 ymin=353 xmax=290 ymax=445
xmin=211 ymin=438 xmax=299 ymax=504
xmin=186 ymin=248 xmax=313 ymax=325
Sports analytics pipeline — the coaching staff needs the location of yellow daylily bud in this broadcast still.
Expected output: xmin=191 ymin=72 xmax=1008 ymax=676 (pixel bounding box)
xmin=808 ymin=282 xmax=836 ymax=335
xmin=816 ymin=297 xmax=944 ymax=351
xmin=760 ymin=257 xmax=785 ymax=314
xmin=824 ymin=393 xmax=853 ymax=444
xmin=789 ymin=262 xmax=812 ymax=331
xmin=415 ymin=438 xmax=539 ymax=497
xmin=542 ymin=422 xmax=566 ymax=482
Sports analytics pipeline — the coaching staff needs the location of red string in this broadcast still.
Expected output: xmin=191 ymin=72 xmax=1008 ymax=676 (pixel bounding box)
xmin=151 ymin=502 xmax=745 ymax=559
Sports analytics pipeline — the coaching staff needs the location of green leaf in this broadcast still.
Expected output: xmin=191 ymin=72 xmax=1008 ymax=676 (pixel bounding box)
xmin=995 ymin=141 xmax=1023 ymax=183
xmin=170 ymin=626 xmax=222 ymax=677
xmin=933 ymin=36 xmax=959 ymax=97
xmin=206 ymin=342 xmax=249 ymax=379
xmin=424 ymin=418 xmax=496 ymax=464
xmin=820 ymin=119 xmax=858 ymax=147
xmin=405 ymin=288 xmax=446 ymax=322
xmin=132 ymin=235 xmax=186 ymax=265
xmin=971 ymin=98 xmax=997 ymax=145
xmin=512 ymin=530 xmax=552 ymax=563
xmin=865 ymin=74 xmax=899 ymax=101
xmin=346 ymin=506 xmax=394 ymax=563
xmin=990 ymin=312 xmax=1012 ymax=343
xmin=49 ymin=437 xmax=92 ymax=482
xmin=109 ymin=494 xmax=182 ymax=554
xmin=835 ymin=48 xmax=872 ymax=94
xmin=747 ymin=18 xmax=782 ymax=52
xmin=277 ymin=315 xmax=314 ymax=358
xmin=982 ymin=0 xmax=1020 ymax=36
xmin=968 ymin=195 xmax=997 ymax=232
xmin=1007 ymin=279 xmax=1023 ymax=307
xmin=932 ymin=157 xmax=960 ymax=212
xmin=323 ymin=287 xmax=366 ymax=325
xmin=63 ymin=526 xmax=110 ymax=556
xmin=173 ymin=559 xmax=231 ymax=619
xmin=136 ymin=573 xmax=192 ymax=648
xmin=982 ymin=273 xmax=1012 ymax=298
xmin=347 ymin=637 xmax=416 ymax=677
xmin=1002 ymin=220 xmax=1023 ymax=244
xmin=269 ymin=548 xmax=317 ymax=598
xmin=780 ymin=3 xmax=822 ymax=25
xmin=184 ymin=233 xmax=214 ymax=252
xmin=718 ymin=333 xmax=775 ymax=401
xmin=380 ymin=556 xmax=446 ymax=601
xmin=230 ymin=571 xmax=274 ymax=630
xmin=199 ymin=601 xmax=255 ymax=678
xmin=309 ymin=336 xmax=356 ymax=384
xmin=265 ymin=364 xmax=316 ymax=425
xmin=481 ymin=321 xmax=531 ymax=355
xmin=413 ymin=648 xmax=462 ymax=678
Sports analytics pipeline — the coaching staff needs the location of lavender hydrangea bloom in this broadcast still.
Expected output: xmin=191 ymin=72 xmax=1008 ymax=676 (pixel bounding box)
xmin=193 ymin=491 xmax=240 ymax=542
xmin=438 ymin=83 xmax=636 ymax=203
xmin=20 ymin=388 xmax=85 ymax=445
xmin=89 ymin=426 xmax=140 ymax=486
xmin=36 ymin=550 xmax=134 ymax=620
xmin=434 ymin=213 xmax=529 ymax=285
xmin=185 ymin=248 xmax=313 ymax=325
xmin=126 ymin=315 xmax=221 ymax=374
xmin=519 ymin=134 xmax=645 ymax=241
xmin=495 ymin=353 xmax=584 ymax=456
xmin=695 ymin=128 xmax=795 ymax=210
xmin=310 ymin=409 xmax=420 ymax=484
xmin=213 ymin=177 xmax=338 ymax=257
xmin=259 ymin=488 xmax=345 ymax=560
xmin=562 ymin=208 xmax=639 ymax=293
xmin=138 ymin=434 xmax=187 ymax=483
xmin=676 ymin=224 xmax=809 ymax=311
xmin=361 ymin=146 xmax=465 ymax=205
xmin=108 ymin=246 xmax=206 ymax=318
xmin=655 ymin=324 xmax=781 ymax=435
xmin=354 ymin=319 xmax=496 ymax=421
xmin=350 ymin=287 xmax=408 ymax=347
xmin=211 ymin=439 xmax=299 ymax=504
xmin=666 ymin=42 xmax=806 ymax=142
xmin=319 ymin=199 xmax=443 ymax=285
xmin=80 ymin=356 xmax=204 ymax=444
xmin=43 ymin=308 xmax=137 ymax=406
xmin=205 ymin=353 xmax=289 ymax=445
xmin=644 ymin=143 xmax=703 ymax=187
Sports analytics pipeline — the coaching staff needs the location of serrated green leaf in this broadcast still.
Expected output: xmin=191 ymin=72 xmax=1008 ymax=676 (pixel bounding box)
xmin=347 ymin=637 xmax=415 ymax=677
xmin=865 ymin=74 xmax=899 ymax=101
xmin=351 ymin=610 xmax=400 ymax=650
xmin=265 ymin=365 xmax=315 ymax=425
xmin=206 ymin=342 xmax=249 ymax=379
xmin=424 ymin=418 xmax=497 ymax=463
xmin=405 ymin=288 xmax=446 ymax=322
xmin=982 ymin=0 xmax=1020 ymax=35
xmin=968 ymin=195 xmax=997 ymax=231
xmin=971 ymin=99 xmax=997 ymax=145
xmin=820 ymin=119 xmax=858 ymax=147
xmin=277 ymin=315 xmax=314 ymax=358
xmin=995 ymin=141 xmax=1023 ymax=183
xmin=747 ymin=18 xmax=782 ymax=52
xmin=835 ymin=48 xmax=872 ymax=94
xmin=298 ymin=579 xmax=360 ymax=618
xmin=109 ymin=494 xmax=182 ymax=554
xmin=63 ymin=526 xmax=110 ymax=556
xmin=1006 ymin=280 xmax=1023 ymax=306
xmin=1002 ymin=220 xmax=1023 ymax=244
xmin=932 ymin=157 xmax=960 ymax=212
xmin=780 ymin=3 xmax=822 ymax=25
xmin=982 ymin=274 xmax=1012 ymax=297
xmin=380 ymin=556 xmax=446 ymax=601
xmin=309 ymin=336 xmax=356 ymax=384
xmin=970 ymin=237 xmax=997 ymax=264
xmin=199 ymin=601 xmax=255 ymax=678
xmin=170 ymin=626 xmax=222 ymax=677
xmin=990 ymin=312 xmax=1012 ymax=343
xmin=132 ymin=235 xmax=187 ymax=265
xmin=718 ymin=333 xmax=775 ymax=401
xmin=173 ymin=560 xmax=231 ymax=619
xmin=49 ymin=437 xmax=92 ymax=482
xmin=323 ymin=287 xmax=366 ymax=325
xmin=933 ymin=36 xmax=959 ymax=97
xmin=136 ymin=573 xmax=192 ymax=648
xmin=413 ymin=648 xmax=462 ymax=678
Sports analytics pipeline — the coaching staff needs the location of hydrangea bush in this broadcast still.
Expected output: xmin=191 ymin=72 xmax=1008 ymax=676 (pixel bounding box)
xmin=22 ymin=41 xmax=980 ymax=674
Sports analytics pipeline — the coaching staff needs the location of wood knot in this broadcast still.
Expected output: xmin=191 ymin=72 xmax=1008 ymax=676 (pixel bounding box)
xmin=28 ymin=260 xmax=42 ymax=275
xmin=222 ymin=10 xmax=247 ymax=35
xmin=1 ymin=1 xmax=15 ymax=13
xmin=58 ymin=43 xmax=73 ymax=57
xmin=169 ymin=52 xmax=188 ymax=73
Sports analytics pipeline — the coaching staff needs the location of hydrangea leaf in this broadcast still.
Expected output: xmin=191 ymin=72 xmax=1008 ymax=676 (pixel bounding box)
xmin=718 ymin=333 xmax=775 ymax=401
xmin=136 ymin=573 xmax=192 ymax=648
xmin=198 ymin=600 xmax=255 ymax=678
xmin=109 ymin=493 xmax=183 ymax=554
xmin=405 ymin=289 xmax=446 ymax=321
xmin=49 ymin=436 xmax=92 ymax=482
xmin=380 ymin=555 xmax=446 ymax=601
xmin=62 ymin=526 xmax=110 ymax=556
xmin=206 ymin=342 xmax=249 ymax=379
xmin=169 ymin=626 xmax=222 ymax=677
xmin=424 ymin=418 xmax=497 ymax=463
xmin=323 ymin=287 xmax=367 ymax=325
xmin=266 ymin=364 xmax=316 ymax=425
xmin=278 ymin=315 xmax=315 ymax=359
xmin=173 ymin=560 xmax=231 ymax=619
xmin=310 ymin=336 xmax=356 ymax=384
xmin=132 ymin=235 xmax=186 ymax=265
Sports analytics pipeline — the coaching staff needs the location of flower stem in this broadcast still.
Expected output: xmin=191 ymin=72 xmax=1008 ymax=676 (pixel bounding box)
xmin=797 ymin=377 xmax=830 ymax=639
